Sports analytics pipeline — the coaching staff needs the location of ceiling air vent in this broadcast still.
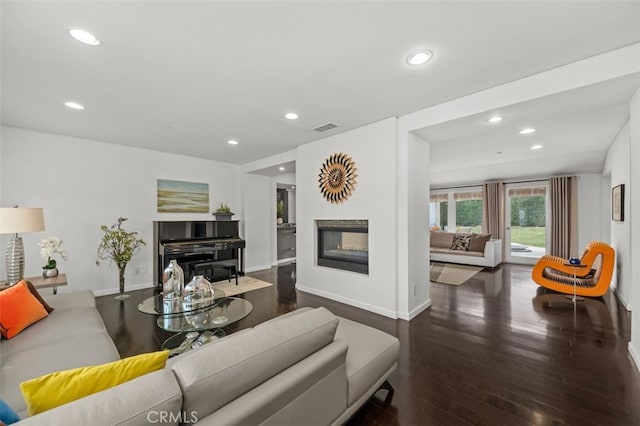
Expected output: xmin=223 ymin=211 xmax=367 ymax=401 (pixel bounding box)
xmin=314 ymin=123 xmax=338 ymax=132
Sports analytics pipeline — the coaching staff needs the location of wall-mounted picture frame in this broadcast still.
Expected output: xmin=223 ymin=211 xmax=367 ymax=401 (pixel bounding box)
xmin=612 ymin=184 xmax=624 ymax=221
xmin=157 ymin=179 xmax=209 ymax=213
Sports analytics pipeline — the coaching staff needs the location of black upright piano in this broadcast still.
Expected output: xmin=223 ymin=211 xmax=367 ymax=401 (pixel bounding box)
xmin=153 ymin=220 xmax=245 ymax=289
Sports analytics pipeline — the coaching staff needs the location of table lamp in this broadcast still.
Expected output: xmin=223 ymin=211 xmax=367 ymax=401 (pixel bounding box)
xmin=0 ymin=206 xmax=45 ymax=284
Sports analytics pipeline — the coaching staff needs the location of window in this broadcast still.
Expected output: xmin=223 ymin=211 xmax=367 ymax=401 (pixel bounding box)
xmin=429 ymin=193 xmax=448 ymax=231
xmin=454 ymin=191 xmax=483 ymax=233
xmin=429 ymin=187 xmax=483 ymax=233
xmin=507 ymin=186 xmax=547 ymax=255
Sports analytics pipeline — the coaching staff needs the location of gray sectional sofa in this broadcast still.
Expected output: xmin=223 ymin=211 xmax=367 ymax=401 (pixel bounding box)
xmin=430 ymin=231 xmax=502 ymax=267
xmin=1 ymin=290 xmax=399 ymax=425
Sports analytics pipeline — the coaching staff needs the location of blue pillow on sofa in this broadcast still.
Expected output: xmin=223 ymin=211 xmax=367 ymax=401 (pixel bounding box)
xmin=0 ymin=399 xmax=20 ymax=424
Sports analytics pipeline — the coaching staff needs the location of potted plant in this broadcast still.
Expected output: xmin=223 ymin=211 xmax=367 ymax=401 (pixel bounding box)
xmin=214 ymin=202 xmax=234 ymax=221
xmin=96 ymin=217 xmax=146 ymax=299
xmin=276 ymin=200 xmax=284 ymax=225
xmin=38 ymin=236 xmax=68 ymax=278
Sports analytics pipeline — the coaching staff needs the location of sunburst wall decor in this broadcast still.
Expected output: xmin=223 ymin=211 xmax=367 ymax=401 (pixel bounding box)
xmin=318 ymin=152 xmax=358 ymax=203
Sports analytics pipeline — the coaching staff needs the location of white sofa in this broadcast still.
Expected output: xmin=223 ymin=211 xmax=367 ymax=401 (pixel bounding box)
xmin=430 ymin=231 xmax=502 ymax=268
xmin=3 ymin=291 xmax=400 ymax=425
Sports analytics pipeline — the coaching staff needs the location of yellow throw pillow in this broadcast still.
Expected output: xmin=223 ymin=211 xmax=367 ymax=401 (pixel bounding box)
xmin=20 ymin=350 xmax=169 ymax=416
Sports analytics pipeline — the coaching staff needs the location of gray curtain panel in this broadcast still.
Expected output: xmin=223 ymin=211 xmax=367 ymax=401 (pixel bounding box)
xmin=482 ymin=182 xmax=505 ymax=258
xmin=549 ymin=176 xmax=578 ymax=258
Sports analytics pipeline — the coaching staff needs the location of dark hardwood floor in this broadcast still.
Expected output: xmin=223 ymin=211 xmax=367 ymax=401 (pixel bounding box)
xmin=96 ymin=263 xmax=640 ymax=425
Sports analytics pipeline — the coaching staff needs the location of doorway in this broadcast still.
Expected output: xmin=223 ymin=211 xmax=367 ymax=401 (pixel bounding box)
xmin=505 ymin=182 xmax=549 ymax=264
xmin=276 ymin=184 xmax=296 ymax=263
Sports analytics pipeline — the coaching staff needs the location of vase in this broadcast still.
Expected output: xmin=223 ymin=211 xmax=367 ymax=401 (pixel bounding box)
xmin=114 ymin=264 xmax=129 ymax=300
xmin=182 ymin=275 xmax=214 ymax=311
xmin=214 ymin=213 xmax=233 ymax=221
xmin=162 ymin=259 xmax=184 ymax=300
xmin=42 ymin=268 xmax=58 ymax=278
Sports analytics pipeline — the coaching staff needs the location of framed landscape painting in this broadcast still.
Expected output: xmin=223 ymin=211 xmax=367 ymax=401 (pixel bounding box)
xmin=157 ymin=179 xmax=209 ymax=213
xmin=612 ymin=184 xmax=624 ymax=221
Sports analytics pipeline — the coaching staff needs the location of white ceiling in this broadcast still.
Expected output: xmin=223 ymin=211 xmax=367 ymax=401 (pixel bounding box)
xmin=418 ymin=73 xmax=640 ymax=186
xmin=2 ymin=1 xmax=640 ymax=179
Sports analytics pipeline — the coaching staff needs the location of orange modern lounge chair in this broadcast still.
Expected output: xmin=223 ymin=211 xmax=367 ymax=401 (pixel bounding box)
xmin=531 ymin=241 xmax=615 ymax=297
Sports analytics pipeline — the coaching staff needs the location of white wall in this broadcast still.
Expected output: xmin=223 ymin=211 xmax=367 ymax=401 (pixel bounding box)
xmin=602 ymin=122 xmax=631 ymax=308
xmin=405 ymin=132 xmax=430 ymax=315
xmin=576 ymin=173 xmax=603 ymax=253
xmin=0 ymin=126 xmax=242 ymax=295
xmin=242 ymin=173 xmax=272 ymax=272
xmin=296 ymin=118 xmax=399 ymax=318
xmin=600 ymin=176 xmax=612 ymax=246
xmin=287 ymin=190 xmax=296 ymax=223
xmin=629 ymin=88 xmax=640 ymax=371
xmin=0 ymin=134 xmax=3 ymax=205
xmin=241 ymin=151 xmax=297 ymax=271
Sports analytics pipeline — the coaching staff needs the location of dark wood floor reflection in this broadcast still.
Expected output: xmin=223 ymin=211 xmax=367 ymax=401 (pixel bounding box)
xmin=96 ymin=263 xmax=640 ymax=425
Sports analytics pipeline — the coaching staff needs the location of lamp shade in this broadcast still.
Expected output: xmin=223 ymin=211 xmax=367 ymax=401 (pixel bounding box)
xmin=0 ymin=208 xmax=45 ymax=234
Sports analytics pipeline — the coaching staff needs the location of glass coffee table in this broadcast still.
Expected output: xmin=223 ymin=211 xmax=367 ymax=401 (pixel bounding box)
xmin=138 ymin=288 xmax=226 ymax=315
xmin=138 ymin=291 xmax=253 ymax=356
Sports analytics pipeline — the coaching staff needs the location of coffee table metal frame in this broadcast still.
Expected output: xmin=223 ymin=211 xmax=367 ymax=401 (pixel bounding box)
xmin=138 ymin=291 xmax=252 ymax=356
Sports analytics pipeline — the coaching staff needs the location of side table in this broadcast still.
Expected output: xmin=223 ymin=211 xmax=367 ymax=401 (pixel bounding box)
xmin=0 ymin=273 xmax=68 ymax=294
xmin=563 ymin=263 xmax=586 ymax=303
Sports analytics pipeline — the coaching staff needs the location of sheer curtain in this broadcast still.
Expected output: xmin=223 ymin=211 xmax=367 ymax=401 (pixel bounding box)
xmin=549 ymin=176 xmax=578 ymax=258
xmin=482 ymin=182 xmax=505 ymax=257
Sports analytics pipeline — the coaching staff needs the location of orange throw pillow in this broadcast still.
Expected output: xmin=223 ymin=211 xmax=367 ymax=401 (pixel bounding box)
xmin=0 ymin=281 xmax=49 ymax=339
xmin=24 ymin=280 xmax=54 ymax=313
xmin=1 ymin=280 xmax=55 ymax=313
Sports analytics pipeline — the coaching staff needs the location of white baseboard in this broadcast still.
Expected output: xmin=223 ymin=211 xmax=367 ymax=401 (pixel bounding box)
xmin=277 ymin=257 xmax=296 ymax=264
xmin=629 ymin=342 xmax=640 ymax=373
xmin=295 ymin=284 xmax=398 ymax=319
xmin=244 ymin=264 xmax=273 ymax=273
xmin=614 ymin=288 xmax=632 ymax=311
xmin=92 ymin=281 xmax=155 ymax=297
xmin=397 ymin=299 xmax=432 ymax=321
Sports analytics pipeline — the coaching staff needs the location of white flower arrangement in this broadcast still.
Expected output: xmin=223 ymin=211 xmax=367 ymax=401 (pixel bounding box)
xmin=38 ymin=236 xmax=68 ymax=270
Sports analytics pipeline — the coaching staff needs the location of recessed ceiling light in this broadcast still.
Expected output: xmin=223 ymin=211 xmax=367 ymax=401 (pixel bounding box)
xmin=227 ymin=140 xmax=238 ymax=145
xmin=406 ymin=50 xmax=433 ymax=66
xmin=488 ymin=116 xmax=503 ymax=123
xmin=519 ymin=128 xmax=536 ymax=135
xmin=279 ymin=166 xmax=285 ymax=171
xmin=530 ymin=144 xmax=544 ymax=150
xmin=285 ymin=113 xmax=298 ymax=120
xmin=67 ymin=28 xmax=101 ymax=46
xmin=64 ymin=101 xmax=85 ymax=110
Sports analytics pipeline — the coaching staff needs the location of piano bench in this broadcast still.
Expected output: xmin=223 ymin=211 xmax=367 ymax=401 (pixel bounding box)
xmin=194 ymin=259 xmax=238 ymax=286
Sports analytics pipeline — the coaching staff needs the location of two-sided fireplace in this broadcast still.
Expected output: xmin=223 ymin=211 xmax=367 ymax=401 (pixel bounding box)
xmin=317 ymin=220 xmax=368 ymax=274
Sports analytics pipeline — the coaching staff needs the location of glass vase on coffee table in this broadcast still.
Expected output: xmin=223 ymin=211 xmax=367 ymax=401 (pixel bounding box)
xmin=137 ymin=287 xmax=225 ymax=316
xmin=162 ymin=259 xmax=184 ymax=300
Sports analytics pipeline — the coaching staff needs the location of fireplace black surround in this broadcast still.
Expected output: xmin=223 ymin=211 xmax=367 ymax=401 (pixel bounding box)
xmin=317 ymin=220 xmax=368 ymax=274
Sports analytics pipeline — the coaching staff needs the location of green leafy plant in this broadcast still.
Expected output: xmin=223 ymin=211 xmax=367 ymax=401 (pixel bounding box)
xmin=215 ymin=202 xmax=233 ymax=214
xmin=96 ymin=217 xmax=146 ymax=297
xmin=276 ymin=200 xmax=285 ymax=219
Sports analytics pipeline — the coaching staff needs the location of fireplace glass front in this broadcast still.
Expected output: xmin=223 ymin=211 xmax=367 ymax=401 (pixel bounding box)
xmin=317 ymin=220 xmax=368 ymax=274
